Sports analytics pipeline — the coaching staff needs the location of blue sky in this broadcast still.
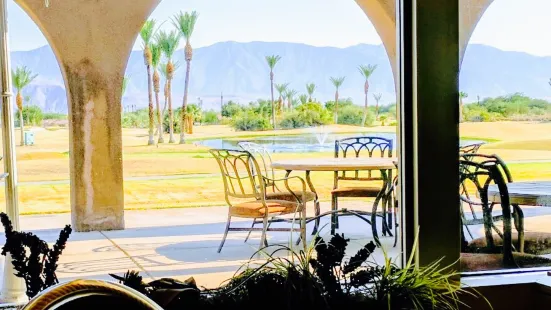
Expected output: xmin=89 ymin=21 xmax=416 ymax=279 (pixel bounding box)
xmin=7 ymin=0 xmax=551 ymax=56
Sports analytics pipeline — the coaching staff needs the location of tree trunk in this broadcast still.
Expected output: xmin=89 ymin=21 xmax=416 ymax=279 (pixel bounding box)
xmin=288 ymin=98 xmax=291 ymax=110
xmin=180 ymin=59 xmax=192 ymax=144
xmin=146 ymin=65 xmax=155 ymax=145
xmin=168 ymin=78 xmax=175 ymax=143
xmin=19 ymin=109 xmax=24 ymax=146
xmin=334 ymin=91 xmax=339 ymax=124
xmin=362 ymin=91 xmax=368 ymax=127
xmin=459 ymin=97 xmax=464 ymax=123
xmin=270 ymin=71 xmax=276 ymax=129
xmin=375 ymin=101 xmax=380 ymax=120
xmin=155 ymin=90 xmax=163 ymax=143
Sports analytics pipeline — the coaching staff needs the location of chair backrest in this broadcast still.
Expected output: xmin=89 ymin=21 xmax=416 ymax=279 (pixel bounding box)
xmin=334 ymin=136 xmax=393 ymax=181
xmin=238 ymin=141 xmax=275 ymax=181
xmin=459 ymin=154 xmax=513 ymax=253
xmin=22 ymin=280 xmax=163 ymax=310
xmin=210 ymin=149 xmax=265 ymax=204
xmin=459 ymin=142 xmax=485 ymax=154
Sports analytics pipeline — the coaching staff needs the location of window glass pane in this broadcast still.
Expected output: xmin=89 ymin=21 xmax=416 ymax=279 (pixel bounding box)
xmin=460 ymin=0 xmax=551 ymax=272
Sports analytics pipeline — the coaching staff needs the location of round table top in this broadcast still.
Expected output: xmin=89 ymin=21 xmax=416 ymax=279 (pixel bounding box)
xmin=488 ymin=181 xmax=551 ymax=206
xmin=271 ymin=157 xmax=397 ymax=172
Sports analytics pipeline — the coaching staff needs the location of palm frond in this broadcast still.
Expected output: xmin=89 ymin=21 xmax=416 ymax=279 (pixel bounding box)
xmin=329 ymin=76 xmax=345 ymax=89
xmin=12 ymin=66 xmax=38 ymax=91
xmin=373 ymin=93 xmax=382 ymax=101
xmin=140 ymin=19 xmax=156 ymax=46
xmin=265 ymin=55 xmax=282 ymax=69
xmin=160 ymin=61 xmax=181 ymax=78
xmin=285 ymin=89 xmax=298 ymax=99
xmin=172 ymin=11 xmax=199 ymax=41
xmin=150 ymin=43 xmax=162 ymax=69
xmin=274 ymin=83 xmax=289 ymax=95
xmin=156 ymin=30 xmax=181 ymax=60
xmin=306 ymin=83 xmax=316 ymax=95
xmin=358 ymin=64 xmax=377 ymax=79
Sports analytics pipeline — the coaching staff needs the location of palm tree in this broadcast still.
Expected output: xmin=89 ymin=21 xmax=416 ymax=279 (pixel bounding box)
xmin=12 ymin=66 xmax=37 ymax=146
xmin=358 ymin=64 xmax=377 ymax=127
xmin=173 ymin=11 xmax=199 ymax=144
xmin=330 ymin=76 xmax=345 ymax=124
xmin=285 ymin=89 xmax=298 ymax=110
xmin=140 ymin=19 xmax=157 ymax=145
xmin=299 ymin=94 xmax=308 ymax=105
xmin=306 ymin=83 xmax=316 ymax=102
xmin=150 ymin=43 xmax=164 ymax=143
xmin=265 ymin=55 xmax=282 ymax=128
xmin=373 ymin=93 xmax=382 ymax=120
xmin=275 ymin=83 xmax=289 ymax=113
xmin=459 ymin=92 xmax=468 ymax=122
xmin=157 ymin=30 xmax=181 ymax=143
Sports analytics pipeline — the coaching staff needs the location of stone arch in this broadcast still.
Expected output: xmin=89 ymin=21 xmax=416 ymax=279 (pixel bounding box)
xmin=13 ymin=0 xmax=161 ymax=232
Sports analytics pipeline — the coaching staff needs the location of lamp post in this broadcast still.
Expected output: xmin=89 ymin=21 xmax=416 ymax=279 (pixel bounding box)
xmin=0 ymin=0 xmax=26 ymax=303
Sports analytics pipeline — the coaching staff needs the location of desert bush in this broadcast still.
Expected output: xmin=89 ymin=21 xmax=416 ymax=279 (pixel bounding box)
xmin=203 ymin=110 xmax=219 ymax=125
xmin=231 ymin=111 xmax=271 ymax=131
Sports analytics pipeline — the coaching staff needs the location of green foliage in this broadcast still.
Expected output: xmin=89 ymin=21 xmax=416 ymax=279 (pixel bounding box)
xmin=463 ymin=93 xmax=551 ymax=122
xmin=265 ymin=55 xmax=282 ymax=70
xmin=325 ymin=98 xmax=354 ymax=112
xmin=113 ymin=234 xmax=479 ymax=310
xmin=222 ymin=100 xmax=244 ymax=118
xmin=202 ymin=110 xmax=219 ymax=125
xmin=140 ymin=19 xmax=157 ymax=47
xmin=172 ymin=11 xmax=199 ymax=41
xmin=279 ymin=102 xmax=331 ymax=129
xmin=16 ymin=106 xmax=43 ymax=127
xmin=12 ymin=66 xmax=38 ymax=91
xmin=122 ymin=109 xmax=149 ymax=128
xmin=330 ymin=76 xmax=345 ymax=89
xmin=338 ymin=104 xmax=373 ymax=126
xmin=43 ymin=113 xmax=66 ymax=120
xmin=231 ymin=111 xmax=271 ymax=131
xmin=358 ymin=64 xmax=377 ymax=80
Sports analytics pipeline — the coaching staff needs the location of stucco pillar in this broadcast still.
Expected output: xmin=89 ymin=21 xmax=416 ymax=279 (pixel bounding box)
xmin=355 ymin=0 xmax=494 ymax=86
xmin=15 ymin=0 xmax=160 ymax=231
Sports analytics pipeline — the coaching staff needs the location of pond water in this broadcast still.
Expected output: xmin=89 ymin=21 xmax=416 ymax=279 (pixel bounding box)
xmin=196 ymin=130 xmax=482 ymax=153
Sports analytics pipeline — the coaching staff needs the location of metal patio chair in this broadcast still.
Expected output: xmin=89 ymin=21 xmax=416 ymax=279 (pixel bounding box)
xmin=459 ymin=154 xmax=524 ymax=266
xmin=332 ymin=136 xmax=393 ymax=235
xmin=210 ymin=149 xmax=307 ymax=253
xmin=238 ymin=141 xmax=319 ymax=239
xmin=459 ymin=142 xmax=485 ymax=154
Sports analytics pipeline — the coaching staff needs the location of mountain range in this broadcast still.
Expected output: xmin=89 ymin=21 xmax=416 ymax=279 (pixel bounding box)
xmin=10 ymin=41 xmax=551 ymax=113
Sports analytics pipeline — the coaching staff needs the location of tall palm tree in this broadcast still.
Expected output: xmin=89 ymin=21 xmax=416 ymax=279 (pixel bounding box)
xmin=459 ymin=92 xmax=468 ymax=122
xmin=373 ymin=93 xmax=382 ymax=120
xmin=173 ymin=11 xmax=199 ymax=144
xmin=150 ymin=43 xmax=164 ymax=143
xmin=306 ymin=83 xmax=316 ymax=102
xmin=330 ymin=76 xmax=345 ymax=124
xmin=265 ymin=55 xmax=282 ymax=128
xmin=157 ymin=30 xmax=181 ymax=143
xmin=299 ymin=94 xmax=308 ymax=105
xmin=358 ymin=64 xmax=377 ymax=127
xmin=12 ymin=66 xmax=37 ymax=146
xmin=275 ymin=83 xmax=289 ymax=113
xmin=285 ymin=89 xmax=298 ymax=110
xmin=140 ymin=19 xmax=157 ymax=145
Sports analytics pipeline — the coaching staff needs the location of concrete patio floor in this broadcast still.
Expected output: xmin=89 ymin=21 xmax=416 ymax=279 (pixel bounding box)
xmin=1 ymin=201 xmax=402 ymax=289
xmin=2 ymin=201 xmax=551 ymax=289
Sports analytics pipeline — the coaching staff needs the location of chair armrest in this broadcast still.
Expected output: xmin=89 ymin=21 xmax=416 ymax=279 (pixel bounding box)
xmin=263 ymin=176 xmax=307 ymax=202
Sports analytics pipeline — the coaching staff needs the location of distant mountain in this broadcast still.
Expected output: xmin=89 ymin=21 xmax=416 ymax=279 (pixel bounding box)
xmin=10 ymin=42 xmax=551 ymax=113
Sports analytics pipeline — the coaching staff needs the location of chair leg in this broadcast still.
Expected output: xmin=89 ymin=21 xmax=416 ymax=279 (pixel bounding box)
xmin=244 ymin=218 xmax=257 ymax=243
xmin=301 ymin=206 xmax=307 ymax=251
xmin=331 ymin=195 xmax=337 ymax=235
xmin=512 ymin=204 xmax=525 ymax=253
xmin=218 ymin=214 xmax=232 ymax=253
xmin=260 ymin=216 xmax=269 ymax=251
xmin=311 ymin=200 xmax=320 ymax=235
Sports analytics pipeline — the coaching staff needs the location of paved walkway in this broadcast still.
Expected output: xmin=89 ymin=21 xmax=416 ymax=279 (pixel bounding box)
xmin=2 ymin=201 xmax=551 ymax=289
xmin=1 ymin=201 xmax=401 ymax=288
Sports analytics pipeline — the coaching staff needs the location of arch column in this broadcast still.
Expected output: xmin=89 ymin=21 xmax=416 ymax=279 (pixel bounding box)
xmin=355 ymin=0 xmax=494 ymax=88
xmin=14 ymin=0 xmax=161 ymax=231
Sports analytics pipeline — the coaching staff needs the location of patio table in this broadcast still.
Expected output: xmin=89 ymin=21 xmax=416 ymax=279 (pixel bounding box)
xmin=271 ymin=157 xmax=397 ymax=240
xmin=488 ymin=181 xmax=551 ymax=207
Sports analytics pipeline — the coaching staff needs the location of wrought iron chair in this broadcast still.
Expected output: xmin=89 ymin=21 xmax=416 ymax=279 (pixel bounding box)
xmin=332 ymin=136 xmax=393 ymax=235
xmin=459 ymin=142 xmax=485 ymax=154
xmin=459 ymin=154 xmax=523 ymax=266
xmin=238 ymin=141 xmax=319 ymax=239
xmin=22 ymin=279 xmax=162 ymax=309
xmin=210 ymin=149 xmax=307 ymax=253
xmin=383 ymin=161 xmax=400 ymax=247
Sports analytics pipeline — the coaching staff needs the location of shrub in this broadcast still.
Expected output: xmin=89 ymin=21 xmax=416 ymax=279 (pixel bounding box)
xmin=15 ymin=105 xmax=43 ymax=127
xmin=43 ymin=112 xmax=66 ymax=120
xmin=279 ymin=111 xmax=306 ymax=129
xmin=202 ymin=110 xmax=219 ymax=125
xmin=338 ymin=105 xmax=364 ymax=125
xmin=122 ymin=109 xmax=148 ymax=128
xmin=279 ymin=102 xmax=331 ymax=129
xmin=222 ymin=100 xmax=244 ymax=118
xmin=231 ymin=111 xmax=271 ymax=131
